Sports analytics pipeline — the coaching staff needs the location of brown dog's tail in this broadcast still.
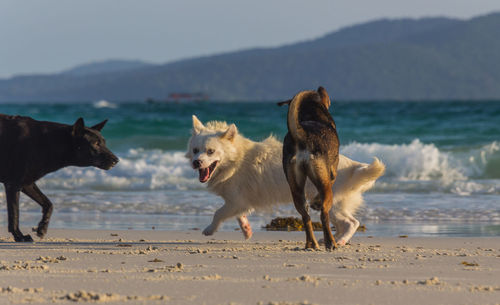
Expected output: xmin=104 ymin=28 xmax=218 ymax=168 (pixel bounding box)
xmin=286 ymin=91 xmax=309 ymax=143
xmin=281 ymin=87 xmax=331 ymax=143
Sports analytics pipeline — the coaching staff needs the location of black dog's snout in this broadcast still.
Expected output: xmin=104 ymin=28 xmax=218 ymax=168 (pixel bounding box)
xmin=101 ymin=153 xmax=119 ymax=170
xmin=111 ymin=155 xmax=120 ymax=165
xmin=193 ymin=160 xmax=201 ymax=168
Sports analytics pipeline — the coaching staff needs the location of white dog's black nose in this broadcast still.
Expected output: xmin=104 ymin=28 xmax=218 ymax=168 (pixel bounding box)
xmin=193 ymin=160 xmax=201 ymax=168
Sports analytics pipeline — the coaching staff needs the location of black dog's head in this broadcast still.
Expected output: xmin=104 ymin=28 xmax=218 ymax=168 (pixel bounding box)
xmin=71 ymin=118 xmax=119 ymax=170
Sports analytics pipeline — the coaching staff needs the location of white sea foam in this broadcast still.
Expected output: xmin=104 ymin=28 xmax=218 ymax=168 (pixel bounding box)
xmin=341 ymin=139 xmax=500 ymax=195
xmin=93 ymin=100 xmax=118 ymax=109
xmin=341 ymin=139 xmax=465 ymax=182
xmin=28 ymin=140 xmax=500 ymax=196
xmin=38 ymin=149 xmax=200 ymax=191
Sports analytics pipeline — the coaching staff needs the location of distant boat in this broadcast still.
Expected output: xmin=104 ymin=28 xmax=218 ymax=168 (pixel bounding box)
xmin=145 ymin=93 xmax=208 ymax=103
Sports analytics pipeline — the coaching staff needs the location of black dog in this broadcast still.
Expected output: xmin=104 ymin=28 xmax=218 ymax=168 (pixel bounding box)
xmin=278 ymin=87 xmax=339 ymax=250
xmin=0 ymin=115 xmax=119 ymax=242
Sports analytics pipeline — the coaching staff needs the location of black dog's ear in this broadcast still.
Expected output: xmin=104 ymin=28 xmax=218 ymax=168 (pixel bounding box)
xmin=72 ymin=117 xmax=85 ymax=137
xmin=277 ymin=99 xmax=292 ymax=107
xmin=317 ymin=86 xmax=331 ymax=108
xmin=91 ymin=119 xmax=108 ymax=131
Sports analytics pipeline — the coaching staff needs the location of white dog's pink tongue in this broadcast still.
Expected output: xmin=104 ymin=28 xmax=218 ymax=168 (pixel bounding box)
xmin=199 ymin=168 xmax=210 ymax=183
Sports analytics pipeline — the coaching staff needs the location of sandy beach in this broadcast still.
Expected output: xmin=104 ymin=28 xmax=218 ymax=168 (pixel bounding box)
xmin=0 ymin=228 xmax=498 ymax=305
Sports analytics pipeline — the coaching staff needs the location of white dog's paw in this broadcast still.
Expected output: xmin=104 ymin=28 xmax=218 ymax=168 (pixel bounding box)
xmin=202 ymin=225 xmax=216 ymax=236
xmin=321 ymin=237 xmax=347 ymax=247
xmin=336 ymin=239 xmax=347 ymax=246
xmin=334 ymin=218 xmax=359 ymax=246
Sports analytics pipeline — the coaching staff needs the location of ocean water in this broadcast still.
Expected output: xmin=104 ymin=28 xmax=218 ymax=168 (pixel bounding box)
xmin=1 ymin=100 xmax=499 ymax=237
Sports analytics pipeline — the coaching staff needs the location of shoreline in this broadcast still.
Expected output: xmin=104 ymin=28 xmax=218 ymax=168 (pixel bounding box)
xmin=0 ymin=229 xmax=499 ymax=304
xmin=2 ymin=212 xmax=500 ymax=237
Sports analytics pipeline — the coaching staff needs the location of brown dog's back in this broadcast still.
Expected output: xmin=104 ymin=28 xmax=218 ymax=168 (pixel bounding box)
xmin=284 ymin=87 xmax=339 ymax=181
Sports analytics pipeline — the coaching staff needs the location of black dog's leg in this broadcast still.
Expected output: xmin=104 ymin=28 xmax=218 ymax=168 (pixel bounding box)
xmin=22 ymin=183 xmax=53 ymax=239
xmin=5 ymin=184 xmax=33 ymax=242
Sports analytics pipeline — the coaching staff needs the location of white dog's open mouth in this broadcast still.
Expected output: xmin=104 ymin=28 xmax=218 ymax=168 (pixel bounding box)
xmin=199 ymin=161 xmax=218 ymax=183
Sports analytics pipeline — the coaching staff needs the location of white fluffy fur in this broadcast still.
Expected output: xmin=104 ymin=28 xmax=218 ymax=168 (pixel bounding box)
xmin=186 ymin=115 xmax=385 ymax=245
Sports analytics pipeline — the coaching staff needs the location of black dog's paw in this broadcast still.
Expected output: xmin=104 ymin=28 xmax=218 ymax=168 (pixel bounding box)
xmin=35 ymin=223 xmax=48 ymax=239
xmin=14 ymin=234 xmax=34 ymax=242
xmin=32 ymin=226 xmax=45 ymax=238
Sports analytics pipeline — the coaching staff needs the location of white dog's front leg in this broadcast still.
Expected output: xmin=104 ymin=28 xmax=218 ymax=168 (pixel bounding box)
xmin=203 ymin=203 xmax=244 ymax=236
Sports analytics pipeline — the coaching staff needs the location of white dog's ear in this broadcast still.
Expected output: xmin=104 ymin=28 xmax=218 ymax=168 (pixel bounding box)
xmin=220 ymin=124 xmax=237 ymax=142
xmin=192 ymin=115 xmax=205 ymax=134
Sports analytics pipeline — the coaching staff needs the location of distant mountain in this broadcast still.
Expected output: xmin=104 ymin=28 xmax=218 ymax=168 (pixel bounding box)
xmin=1 ymin=12 xmax=500 ymax=102
xmin=61 ymin=59 xmax=154 ymax=76
xmin=281 ymin=17 xmax=460 ymax=51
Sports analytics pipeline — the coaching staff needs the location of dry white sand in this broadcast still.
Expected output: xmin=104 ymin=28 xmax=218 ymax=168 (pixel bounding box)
xmin=0 ymin=228 xmax=499 ymax=305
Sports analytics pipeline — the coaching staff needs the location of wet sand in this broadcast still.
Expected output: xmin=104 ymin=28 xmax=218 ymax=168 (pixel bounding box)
xmin=0 ymin=228 xmax=499 ymax=304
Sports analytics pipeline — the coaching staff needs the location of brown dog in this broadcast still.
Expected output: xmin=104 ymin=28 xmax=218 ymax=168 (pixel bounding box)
xmin=278 ymin=87 xmax=339 ymax=250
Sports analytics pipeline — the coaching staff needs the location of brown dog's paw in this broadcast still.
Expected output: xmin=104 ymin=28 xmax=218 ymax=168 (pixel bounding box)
xmin=324 ymin=240 xmax=337 ymax=251
xmin=305 ymin=240 xmax=320 ymax=250
xmin=309 ymin=195 xmax=322 ymax=211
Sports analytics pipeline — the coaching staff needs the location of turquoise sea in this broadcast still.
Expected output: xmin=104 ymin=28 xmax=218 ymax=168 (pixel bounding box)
xmin=1 ymin=100 xmax=499 ymax=237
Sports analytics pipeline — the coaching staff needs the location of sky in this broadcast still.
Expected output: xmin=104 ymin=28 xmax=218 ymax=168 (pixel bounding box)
xmin=1 ymin=0 xmax=499 ymax=78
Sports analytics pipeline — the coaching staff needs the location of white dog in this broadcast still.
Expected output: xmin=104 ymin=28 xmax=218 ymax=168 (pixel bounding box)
xmin=186 ymin=115 xmax=385 ymax=245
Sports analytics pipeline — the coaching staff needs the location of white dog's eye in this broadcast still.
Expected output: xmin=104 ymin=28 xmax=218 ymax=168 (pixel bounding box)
xmin=193 ymin=148 xmax=199 ymax=154
xmin=207 ymin=149 xmax=215 ymax=155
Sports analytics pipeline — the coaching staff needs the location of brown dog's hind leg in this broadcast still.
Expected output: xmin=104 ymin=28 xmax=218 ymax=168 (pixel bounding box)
xmin=22 ymin=183 xmax=53 ymax=239
xmin=286 ymin=167 xmax=319 ymax=250
xmin=318 ymin=185 xmax=336 ymax=251
xmin=307 ymin=162 xmax=337 ymax=251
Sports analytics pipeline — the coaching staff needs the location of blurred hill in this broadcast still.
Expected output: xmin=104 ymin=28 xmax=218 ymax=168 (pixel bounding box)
xmin=1 ymin=12 xmax=500 ymax=102
xmin=61 ymin=60 xmax=154 ymax=76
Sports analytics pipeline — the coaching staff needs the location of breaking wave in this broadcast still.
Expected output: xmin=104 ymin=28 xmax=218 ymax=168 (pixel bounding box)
xmin=38 ymin=149 xmax=198 ymax=191
xmin=28 ymin=140 xmax=500 ymax=196
xmin=341 ymin=139 xmax=500 ymax=195
xmin=93 ymin=100 xmax=118 ymax=109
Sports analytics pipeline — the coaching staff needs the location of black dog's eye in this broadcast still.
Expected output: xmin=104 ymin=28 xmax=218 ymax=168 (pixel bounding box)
xmin=193 ymin=148 xmax=199 ymax=154
xmin=207 ymin=149 xmax=215 ymax=155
